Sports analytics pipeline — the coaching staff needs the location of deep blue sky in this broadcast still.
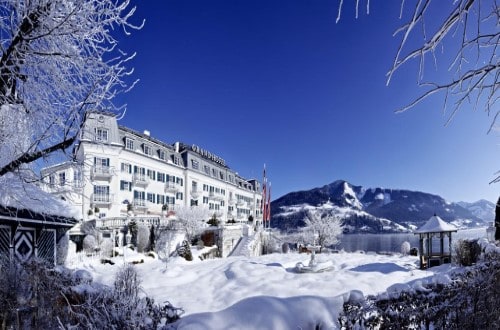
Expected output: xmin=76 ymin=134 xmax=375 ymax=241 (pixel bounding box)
xmin=114 ymin=0 xmax=499 ymax=203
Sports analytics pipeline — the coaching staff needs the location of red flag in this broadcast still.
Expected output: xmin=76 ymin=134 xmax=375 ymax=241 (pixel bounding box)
xmin=266 ymin=183 xmax=271 ymax=223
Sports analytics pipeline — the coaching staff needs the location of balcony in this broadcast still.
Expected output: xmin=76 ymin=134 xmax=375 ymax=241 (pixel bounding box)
xmin=91 ymin=166 xmax=113 ymax=180
xmin=228 ymin=198 xmax=236 ymax=206
xmin=133 ymin=173 xmax=149 ymax=186
xmin=165 ymin=181 xmax=180 ymax=193
xmin=132 ymin=198 xmax=147 ymax=210
xmin=236 ymin=199 xmax=245 ymax=207
xmin=190 ymin=189 xmax=201 ymax=199
xmin=92 ymin=193 xmax=113 ymax=205
xmin=209 ymin=191 xmax=225 ymax=201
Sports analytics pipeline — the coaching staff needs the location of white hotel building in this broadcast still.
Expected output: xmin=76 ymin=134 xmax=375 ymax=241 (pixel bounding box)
xmin=41 ymin=111 xmax=263 ymax=225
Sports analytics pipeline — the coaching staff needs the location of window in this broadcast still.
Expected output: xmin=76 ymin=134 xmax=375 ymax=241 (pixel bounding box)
xmin=134 ymin=190 xmax=145 ymax=200
xmin=176 ymin=192 xmax=183 ymax=200
xmin=120 ymin=180 xmax=132 ymax=191
xmin=212 ymin=168 xmax=216 ymax=177
xmin=158 ymin=150 xmax=166 ymax=160
xmin=157 ymin=172 xmax=165 ymax=182
xmin=94 ymin=185 xmax=109 ymax=195
xmin=192 ymin=181 xmax=198 ymax=190
xmin=191 ymin=159 xmax=199 ymax=170
xmin=228 ymin=175 xmax=234 ymax=183
xmin=95 ymin=128 xmax=109 ymax=142
xmin=203 ymin=184 xmax=208 ymax=192
xmin=147 ymin=193 xmax=155 ymax=203
xmin=176 ymin=177 xmax=183 ymax=186
xmin=143 ymin=144 xmax=152 ymax=156
xmin=121 ymin=162 xmax=132 ymax=173
xmin=203 ymin=197 xmax=209 ymax=204
xmin=49 ymin=174 xmax=55 ymax=185
xmin=73 ymin=169 xmax=82 ymax=183
xmin=94 ymin=157 xmax=110 ymax=167
xmin=147 ymin=169 xmax=156 ymax=180
xmin=191 ymin=199 xmax=198 ymax=206
xmin=156 ymin=194 xmax=165 ymax=205
xmin=125 ymin=138 xmax=134 ymax=150
xmin=219 ymin=172 xmax=224 ymax=180
xmin=59 ymin=172 xmax=66 ymax=186
xmin=204 ymin=165 xmax=210 ymax=175
xmin=174 ymin=156 xmax=180 ymax=165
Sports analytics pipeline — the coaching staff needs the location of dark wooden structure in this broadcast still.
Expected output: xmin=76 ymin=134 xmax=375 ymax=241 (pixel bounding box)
xmin=0 ymin=205 xmax=77 ymax=265
xmin=414 ymin=215 xmax=457 ymax=269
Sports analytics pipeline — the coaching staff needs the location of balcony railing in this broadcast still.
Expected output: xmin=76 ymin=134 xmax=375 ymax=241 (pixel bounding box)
xmin=228 ymin=198 xmax=236 ymax=206
xmin=236 ymin=199 xmax=245 ymax=207
xmin=190 ymin=189 xmax=200 ymax=199
xmin=133 ymin=198 xmax=147 ymax=209
xmin=133 ymin=173 xmax=149 ymax=186
xmin=92 ymin=193 xmax=113 ymax=205
xmin=165 ymin=181 xmax=179 ymax=193
xmin=209 ymin=191 xmax=224 ymax=201
xmin=91 ymin=166 xmax=113 ymax=180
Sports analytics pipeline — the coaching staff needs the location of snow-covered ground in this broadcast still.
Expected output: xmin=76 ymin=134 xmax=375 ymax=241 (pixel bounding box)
xmin=78 ymin=249 xmax=452 ymax=329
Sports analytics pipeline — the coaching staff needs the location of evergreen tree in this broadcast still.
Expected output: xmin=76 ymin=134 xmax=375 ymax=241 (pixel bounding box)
xmin=495 ymin=197 xmax=500 ymax=241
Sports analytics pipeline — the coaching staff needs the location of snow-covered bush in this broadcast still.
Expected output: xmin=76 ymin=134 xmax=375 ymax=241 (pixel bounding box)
xmin=0 ymin=259 xmax=183 ymax=328
xmin=82 ymin=234 xmax=98 ymax=254
xmin=400 ymin=241 xmax=410 ymax=256
xmin=454 ymin=239 xmax=481 ymax=266
xmin=177 ymin=240 xmax=193 ymax=261
xmin=302 ymin=210 xmax=343 ymax=252
xmin=114 ymin=264 xmax=140 ymax=301
xmin=339 ymin=249 xmax=500 ymax=329
xmin=56 ymin=233 xmax=69 ymax=265
xmin=100 ymin=238 xmax=114 ymax=258
xmin=136 ymin=224 xmax=150 ymax=252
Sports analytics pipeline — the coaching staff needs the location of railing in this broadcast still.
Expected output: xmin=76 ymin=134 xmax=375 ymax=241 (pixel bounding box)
xmin=190 ymin=189 xmax=200 ymax=199
xmin=133 ymin=173 xmax=149 ymax=185
xmin=92 ymin=166 xmax=113 ymax=179
xmin=96 ymin=216 xmax=165 ymax=229
xmin=209 ymin=191 xmax=225 ymax=201
xmin=165 ymin=181 xmax=179 ymax=193
xmin=92 ymin=193 xmax=113 ymax=204
xmin=133 ymin=198 xmax=147 ymax=209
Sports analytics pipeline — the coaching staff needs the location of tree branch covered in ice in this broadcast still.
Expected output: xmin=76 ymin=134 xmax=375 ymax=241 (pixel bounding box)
xmin=337 ymin=0 xmax=499 ymax=131
xmin=0 ymin=0 xmax=143 ymax=178
xmin=174 ymin=205 xmax=210 ymax=242
xmin=302 ymin=210 xmax=343 ymax=252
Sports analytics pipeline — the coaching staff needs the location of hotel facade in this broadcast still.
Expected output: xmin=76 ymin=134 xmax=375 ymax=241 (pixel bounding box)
xmin=41 ymin=111 xmax=263 ymax=226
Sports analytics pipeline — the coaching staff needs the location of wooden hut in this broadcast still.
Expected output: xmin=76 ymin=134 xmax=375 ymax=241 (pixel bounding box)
xmin=0 ymin=175 xmax=79 ymax=265
xmin=414 ymin=215 xmax=457 ymax=269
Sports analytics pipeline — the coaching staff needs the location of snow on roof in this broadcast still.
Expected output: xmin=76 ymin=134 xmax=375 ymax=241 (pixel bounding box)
xmin=414 ymin=215 xmax=457 ymax=233
xmin=0 ymin=173 xmax=81 ymax=220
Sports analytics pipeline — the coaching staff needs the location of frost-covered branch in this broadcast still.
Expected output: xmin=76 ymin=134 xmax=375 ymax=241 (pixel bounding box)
xmin=336 ymin=0 xmax=498 ymax=130
xmin=0 ymin=0 xmax=143 ymax=179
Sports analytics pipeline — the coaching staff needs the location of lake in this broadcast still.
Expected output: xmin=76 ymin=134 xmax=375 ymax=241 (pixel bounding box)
xmin=338 ymin=227 xmax=489 ymax=253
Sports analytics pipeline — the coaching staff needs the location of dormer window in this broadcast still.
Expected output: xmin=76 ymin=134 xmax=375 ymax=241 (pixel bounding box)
xmin=125 ymin=138 xmax=134 ymax=150
xmin=143 ymin=144 xmax=152 ymax=156
xmin=158 ymin=150 xmax=166 ymax=160
xmin=95 ymin=128 xmax=109 ymax=142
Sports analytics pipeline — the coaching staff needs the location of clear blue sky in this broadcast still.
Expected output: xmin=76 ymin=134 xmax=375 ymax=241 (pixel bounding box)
xmin=114 ymin=0 xmax=499 ymax=203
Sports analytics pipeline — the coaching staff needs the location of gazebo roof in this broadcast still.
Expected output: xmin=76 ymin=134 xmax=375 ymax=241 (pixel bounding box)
xmin=414 ymin=215 xmax=457 ymax=234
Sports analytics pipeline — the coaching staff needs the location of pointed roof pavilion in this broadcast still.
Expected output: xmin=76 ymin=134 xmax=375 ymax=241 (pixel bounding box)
xmin=415 ymin=215 xmax=457 ymax=234
xmin=414 ymin=215 xmax=457 ymax=269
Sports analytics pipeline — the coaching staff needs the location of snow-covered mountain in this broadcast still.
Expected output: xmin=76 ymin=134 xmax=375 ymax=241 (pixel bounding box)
xmin=271 ymin=180 xmax=488 ymax=233
xmin=457 ymin=199 xmax=495 ymax=223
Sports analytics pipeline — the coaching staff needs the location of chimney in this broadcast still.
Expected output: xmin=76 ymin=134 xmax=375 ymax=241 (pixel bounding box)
xmin=174 ymin=142 xmax=180 ymax=153
xmin=143 ymin=130 xmax=150 ymax=137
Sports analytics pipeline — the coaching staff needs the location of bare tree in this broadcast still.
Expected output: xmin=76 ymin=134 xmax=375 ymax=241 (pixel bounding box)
xmin=0 ymin=0 xmax=142 ymax=179
xmin=174 ymin=205 xmax=210 ymax=242
xmin=302 ymin=210 xmax=343 ymax=252
xmin=336 ymin=0 xmax=498 ymax=130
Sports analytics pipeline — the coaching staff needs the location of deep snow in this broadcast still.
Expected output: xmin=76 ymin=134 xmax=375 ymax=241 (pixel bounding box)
xmin=80 ymin=249 xmax=450 ymax=329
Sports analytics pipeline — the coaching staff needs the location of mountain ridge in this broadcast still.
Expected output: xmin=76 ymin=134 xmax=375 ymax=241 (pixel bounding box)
xmin=271 ymin=180 xmax=492 ymax=233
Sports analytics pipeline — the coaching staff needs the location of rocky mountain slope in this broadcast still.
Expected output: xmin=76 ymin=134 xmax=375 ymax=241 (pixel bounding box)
xmin=271 ymin=180 xmax=490 ymax=233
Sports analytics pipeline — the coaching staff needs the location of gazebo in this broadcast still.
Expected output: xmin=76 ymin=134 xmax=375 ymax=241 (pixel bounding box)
xmin=414 ymin=215 xmax=457 ymax=269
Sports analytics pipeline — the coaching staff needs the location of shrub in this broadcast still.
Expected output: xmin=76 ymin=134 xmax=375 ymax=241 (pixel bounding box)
xmin=82 ymin=234 xmax=98 ymax=254
xmin=454 ymin=239 xmax=482 ymax=266
xmin=400 ymin=241 xmax=411 ymax=255
xmin=339 ymin=250 xmax=500 ymax=329
xmin=56 ymin=233 xmax=69 ymax=265
xmin=177 ymin=240 xmax=193 ymax=261
xmin=0 ymin=259 xmax=183 ymax=328
xmin=136 ymin=224 xmax=150 ymax=252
